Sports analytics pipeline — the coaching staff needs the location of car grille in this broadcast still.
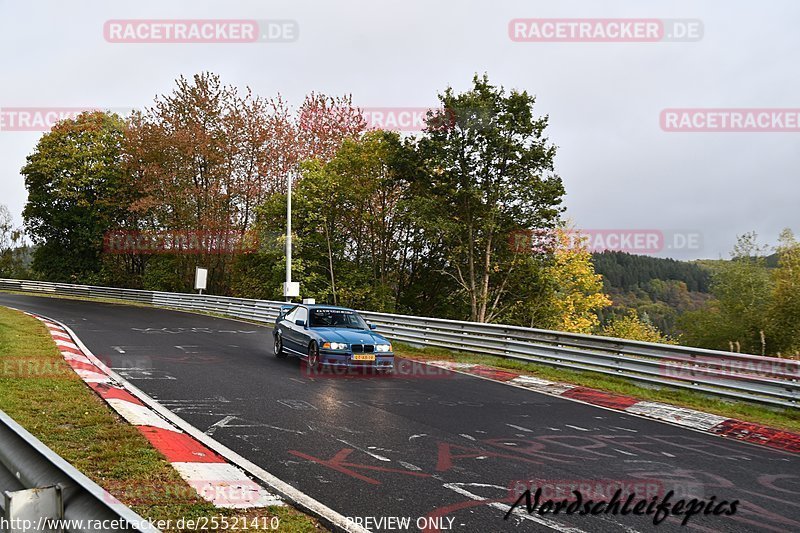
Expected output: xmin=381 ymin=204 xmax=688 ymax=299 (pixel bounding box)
xmin=351 ymin=344 xmax=375 ymax=353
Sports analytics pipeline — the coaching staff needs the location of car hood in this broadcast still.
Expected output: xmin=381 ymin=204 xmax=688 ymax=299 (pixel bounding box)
xmin=312 ymin=327 xmax=389 ymax=345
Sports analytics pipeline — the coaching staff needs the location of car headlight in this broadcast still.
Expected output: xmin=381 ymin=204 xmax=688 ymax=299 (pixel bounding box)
xmin=375 ymin=344 xmax=392 ymax=352
xmin=323 ymin=342 xmax=348 ymax=350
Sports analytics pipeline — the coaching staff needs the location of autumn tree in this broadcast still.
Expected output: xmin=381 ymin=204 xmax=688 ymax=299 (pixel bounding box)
xmin=601 ymin=310 xmax=673 ymax=344
xmin=124 ymin=73 xmax=365 ymax=293
xmin=539 ymin=228 xmax=612 ymax=333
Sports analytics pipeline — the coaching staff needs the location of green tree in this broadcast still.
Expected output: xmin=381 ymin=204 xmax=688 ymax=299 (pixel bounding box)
xmin=21 ymin=111 xmax=131 ymax=282
xmin=601 ymin=310 xmax=673 ymax=344
xmin=418 ymin=74 xmax=565 ymax=322
xmin=679 ymin=233 xmax=774 ymax=353
xmin=767 ymin=228 xmax=800 ymax=355
xmin=0 ymin=204 xmax=30 ymax=278
xmin=237 ymin=131 xmax=420 ymax=311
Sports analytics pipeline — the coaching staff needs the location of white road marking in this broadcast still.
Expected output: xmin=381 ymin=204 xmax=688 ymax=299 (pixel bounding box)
xmin=277 ymin=399 xmax=317 ymax=410
xmin=509 ymin=375 xmax=577 ymax=395
xmin=337 ymin=439 xmax=391 ymax=462
xmin=626 ymin=402 xmax=728 ymax=431
xmin=611 ymin=426 xmax=638 ymax=433
xmin=54 ymin=339 xmax=78 ymax=349
xmin=460 ymin=434 xmax=476 ymax=441
xmin=207 ymin=415 xmax=304 ymax=435
xmin=399 ymin=461 xmax=423 ymax=472
xmin=73 ymin=368 xmax=112 ymax=383
xmin=112 ymin=346 xmax=126 ymax=354
xmin=113 ymin=369 xmax=176 ymax=380
xmin=614 ymin=449 xmax=637 ymax=456
xmin=107 ymin=399 xmax=179 ymax=432
xmin=207 ymin=415 xmax=237 ymax=436
xmin=409 ymin=433 xmax=427 ymax=440
xmin=564 ymin=425 xmax=590 ymax=432
xmin=171 ymin=462 xmax=283 ymax=508
xmin=63 ymin=352 xmax=92 ymax=364
xmin=506 ymin=423 xmax=533 ymax=433
xmin=175 ymin=345 xmax=200 ymax=353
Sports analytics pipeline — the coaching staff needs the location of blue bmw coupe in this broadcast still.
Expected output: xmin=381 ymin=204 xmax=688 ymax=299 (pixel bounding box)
xmin=273 ymin=304 xmax=394 ymax=372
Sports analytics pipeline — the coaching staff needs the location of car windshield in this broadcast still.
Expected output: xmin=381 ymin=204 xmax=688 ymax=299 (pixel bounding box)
xmin=309 ymin=308 xmax=369 ymax=329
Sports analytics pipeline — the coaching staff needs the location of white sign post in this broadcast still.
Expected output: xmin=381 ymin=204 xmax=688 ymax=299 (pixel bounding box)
xmin=195 ymin=267 xmax=208 ymax=295
xmin=283 ymin=171 xmax=300 ymax=301
xmin=283 ymin=281 xmax=299 ymax=298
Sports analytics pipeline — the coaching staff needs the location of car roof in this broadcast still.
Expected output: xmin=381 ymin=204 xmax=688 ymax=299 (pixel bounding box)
xmin=307 ymin=305 xmax=355 ymax=312
xmin=281 ymin=304 xmax=356 ymax=312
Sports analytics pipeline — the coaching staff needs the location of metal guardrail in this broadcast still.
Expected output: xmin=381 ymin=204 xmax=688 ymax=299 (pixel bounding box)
xmin=0 ymin=278 xmax=797 ymax=408
xmin=0 ymin=409 xmax=155 ymax=533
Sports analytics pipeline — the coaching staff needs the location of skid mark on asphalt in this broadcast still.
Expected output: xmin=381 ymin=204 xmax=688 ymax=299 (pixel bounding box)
xmin=288 ymin=448 xmax=431 ymax=485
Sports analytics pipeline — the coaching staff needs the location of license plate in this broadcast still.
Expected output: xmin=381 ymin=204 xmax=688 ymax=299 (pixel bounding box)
xmin=352 ymin=354 xmax=376 ymax=361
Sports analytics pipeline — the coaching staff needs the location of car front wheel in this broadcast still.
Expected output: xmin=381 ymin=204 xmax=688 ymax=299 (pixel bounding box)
xmin=274 ymin=334 xmax=286 ymax=358
xmin=307 ymin=341 xmax=321 ymax=370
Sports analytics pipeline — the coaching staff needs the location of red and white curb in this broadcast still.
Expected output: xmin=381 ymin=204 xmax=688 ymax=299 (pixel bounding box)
xmin=419 ymin=360 xmax=800 ymax=454
xmin=32 ymin=313 xmax=283 ymax=509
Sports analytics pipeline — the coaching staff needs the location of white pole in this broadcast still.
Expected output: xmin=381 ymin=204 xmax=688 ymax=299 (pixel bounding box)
xmin=286 ymin=171 xmax=292 ymax=302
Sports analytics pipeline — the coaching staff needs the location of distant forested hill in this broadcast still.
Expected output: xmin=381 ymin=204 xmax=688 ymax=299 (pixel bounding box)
xmin=592 ymin=251 xmax=713 ymax=336
xmin=593 ymin=251 xmax=711 ymax=292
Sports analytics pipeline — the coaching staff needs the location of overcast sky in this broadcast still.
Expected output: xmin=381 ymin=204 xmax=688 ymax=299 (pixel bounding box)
xmin=1 ymin=0 xmax=797 ymax=260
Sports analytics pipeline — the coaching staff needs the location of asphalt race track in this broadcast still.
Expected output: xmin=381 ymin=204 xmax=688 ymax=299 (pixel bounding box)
xmin=1 ymin=293 xmax=798 ymax=533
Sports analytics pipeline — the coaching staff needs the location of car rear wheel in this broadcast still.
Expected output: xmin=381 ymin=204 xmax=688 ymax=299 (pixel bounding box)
xmin=307 ymin=341 xmax=321 ymax=370
xmin=274 ymin=334 xmax=286 ymax=358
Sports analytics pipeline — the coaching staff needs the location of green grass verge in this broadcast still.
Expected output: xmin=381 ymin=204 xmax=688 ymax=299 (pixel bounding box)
xmin=0 ymin=305 xmax=321 ymax=532
xmin=394 ymin=342 xmax=800 ymax=433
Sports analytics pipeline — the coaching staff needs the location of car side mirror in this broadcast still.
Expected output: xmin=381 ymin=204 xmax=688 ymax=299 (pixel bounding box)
xmin=295 ymin=319 xmax=306 ymax=328
xmin=369 ymin=323 xmax=377 ymax=330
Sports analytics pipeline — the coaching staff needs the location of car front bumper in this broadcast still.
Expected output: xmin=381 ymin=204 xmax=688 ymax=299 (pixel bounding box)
xmin=319 ymin=350 xmax=394 ymax=368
